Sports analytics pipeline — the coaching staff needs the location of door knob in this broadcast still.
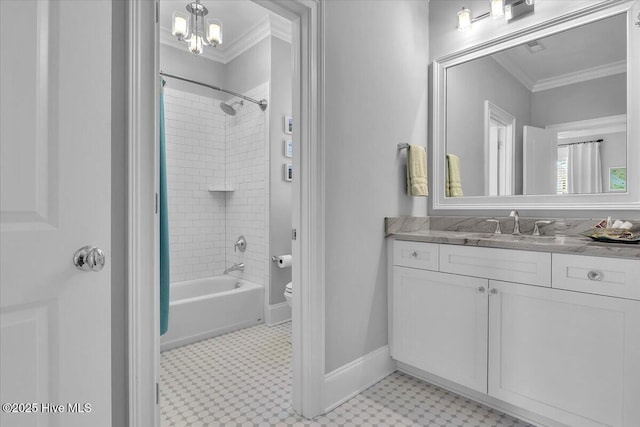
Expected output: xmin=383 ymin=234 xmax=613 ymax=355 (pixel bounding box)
xmin=73 ymin=246 xmax=106 ymax=272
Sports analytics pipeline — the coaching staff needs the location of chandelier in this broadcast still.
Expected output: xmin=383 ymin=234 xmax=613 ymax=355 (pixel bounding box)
xmin=171 ymin=0 xmax=222 ymax=55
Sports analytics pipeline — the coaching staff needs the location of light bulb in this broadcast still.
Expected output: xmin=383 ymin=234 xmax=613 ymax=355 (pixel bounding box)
xmin=490 ymin=0 xmax=504 ymax=19
xmin=172 ymin=12 xmax=188 ymax=39
xmin=457 ymin=8 xmax=472 ymax=31
xmin=504 ymin=4 xmax=513 ymax=20
xmin=189 ymin=35 xmax=203 ymax=55
xmin=206 ymin=20 xmax=222 ymax=47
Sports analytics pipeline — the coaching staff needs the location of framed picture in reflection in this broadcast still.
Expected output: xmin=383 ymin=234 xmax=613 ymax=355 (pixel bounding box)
xmin=609 ymin=167 xmax=627 ymax=192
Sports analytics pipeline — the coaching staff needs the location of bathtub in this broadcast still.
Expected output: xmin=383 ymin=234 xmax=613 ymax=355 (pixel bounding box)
xmin=161 ymin=276 xmax=264 ymax=351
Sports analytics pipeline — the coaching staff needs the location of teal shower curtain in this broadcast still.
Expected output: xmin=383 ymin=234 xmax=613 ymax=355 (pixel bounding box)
xmin=160 ymin=80 xmax=170 ymax=335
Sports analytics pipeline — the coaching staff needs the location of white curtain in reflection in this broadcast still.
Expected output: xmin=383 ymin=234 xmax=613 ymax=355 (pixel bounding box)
xmin=567 ymin=141 xmax=602 ymax=194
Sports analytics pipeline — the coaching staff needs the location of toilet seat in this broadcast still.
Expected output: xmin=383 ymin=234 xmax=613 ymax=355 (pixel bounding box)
xmin=284 ymin=282 xmax=293 ymax=308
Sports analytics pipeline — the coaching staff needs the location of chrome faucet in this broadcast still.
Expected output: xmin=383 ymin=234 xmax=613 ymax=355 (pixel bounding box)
xmin=223 ymin=262 xmax=245 ymax=275
xmin=509 ymin=210 xmax=521 ymax=235
xmin=533 ymin=220 xmax=553 ymax=236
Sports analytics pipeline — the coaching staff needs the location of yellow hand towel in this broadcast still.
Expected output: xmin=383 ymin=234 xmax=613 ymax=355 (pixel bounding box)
xmin=407 ymin=144 xmax=428 ymax=197
xmin=446 ymin=154 xmax=464 ymax=197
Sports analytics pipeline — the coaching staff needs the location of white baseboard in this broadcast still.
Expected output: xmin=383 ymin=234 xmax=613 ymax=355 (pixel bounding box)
xmin=323 ymin=345 xmax=396 ymax=413
xmin=265 ymin=302 xmax=291 ymax=325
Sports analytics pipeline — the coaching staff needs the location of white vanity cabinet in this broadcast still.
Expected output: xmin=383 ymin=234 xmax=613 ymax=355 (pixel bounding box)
xmin=392 ymin=267 xmax=488 ymax=393
xmin=389 ymin=239 xmax=640 ymax=427
xmin=488 ymin=280 xmax=640 ymax=427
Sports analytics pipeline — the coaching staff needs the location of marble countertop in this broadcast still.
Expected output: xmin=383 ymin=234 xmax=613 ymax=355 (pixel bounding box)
xmin=386 ymin=217 xmax=640 ymax=259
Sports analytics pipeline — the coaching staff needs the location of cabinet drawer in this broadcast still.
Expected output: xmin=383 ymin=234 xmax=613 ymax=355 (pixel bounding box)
xmin=440 ymin=245 xmax=551 ymax=287
xmin=393 ymin=240 xmax=439 ymax=270
xmin=552 ymin=254 xmax=640 ymax=300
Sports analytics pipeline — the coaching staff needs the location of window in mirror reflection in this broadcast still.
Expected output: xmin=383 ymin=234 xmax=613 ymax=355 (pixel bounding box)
xmin=445 ymin=13 xmax=627 ymax=197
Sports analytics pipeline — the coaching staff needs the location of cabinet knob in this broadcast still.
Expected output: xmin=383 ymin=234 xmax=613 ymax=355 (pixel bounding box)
xmin=587 ymin=270 xmax=602 ymax=281
xmin=411 ymin=251 xmax=418 ymax=258
xmin=477 ymin=286 xmax=486 ymax=293
xmin=490 ymin=288 xmax=498 ymax=295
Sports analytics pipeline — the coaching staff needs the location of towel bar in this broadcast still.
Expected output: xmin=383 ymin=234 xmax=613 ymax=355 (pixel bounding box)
xmin=397 ymin=143 xmax=409 ymax=151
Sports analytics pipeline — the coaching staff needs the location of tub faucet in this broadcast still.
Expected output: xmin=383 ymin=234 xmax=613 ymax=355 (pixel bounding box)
xmin=509 ymin=210 xmax=521 ymax=235
xmin=224 ymin=263 xmax=245 ymax=275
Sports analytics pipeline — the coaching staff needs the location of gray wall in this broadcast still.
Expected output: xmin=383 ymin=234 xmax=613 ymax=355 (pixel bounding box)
xmin=269 ymin=37 xmax=293 ymax=305
xmin=447 ymin=56 xmax=532 ymax=196
xmin=531 ymin=74 xmax=626 ymax=126
xmin=225 ymin=37 xmax=271 ymax=97
xmin=428 ymin=0 xmax=632 ymax=218
xmin=160 ymin=44 xmax=227 ymax=97
xmin=324 ymin=0 xmax=429 ymax=373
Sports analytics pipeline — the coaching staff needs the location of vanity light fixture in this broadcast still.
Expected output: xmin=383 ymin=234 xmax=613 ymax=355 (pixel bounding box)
xmin=457 ymin=7 xmax=473 ymax=31
xmin=490 ymin=0 xmax=505 ymax=19
xmin=457 ymin=0 xmax=535 ymax=32
xmin=171 ymin=0 xmax=222 ymax=55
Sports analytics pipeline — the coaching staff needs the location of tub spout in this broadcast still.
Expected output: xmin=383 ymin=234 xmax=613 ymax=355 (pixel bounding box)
xmin=224 ymin=263 xmax=245 ymax=275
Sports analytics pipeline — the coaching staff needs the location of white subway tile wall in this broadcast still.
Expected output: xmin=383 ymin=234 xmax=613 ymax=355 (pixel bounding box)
xmin=225 ymin=83 xmax=270 ymax=287
xmin=164 ymin=88 xmax=227 ymax=283
xmin=163 ymin=83 xmax=269 ymax=287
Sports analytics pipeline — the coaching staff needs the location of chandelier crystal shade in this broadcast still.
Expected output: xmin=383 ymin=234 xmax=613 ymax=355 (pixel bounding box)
xmin=171 ymin=0 xmax=222 ymax=55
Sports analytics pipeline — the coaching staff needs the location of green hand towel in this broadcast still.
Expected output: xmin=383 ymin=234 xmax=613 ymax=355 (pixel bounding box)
xmin=407 ymin=144 xmax=428 ymax=197
xmin=446 ymin=154 xmax=464 ymax=197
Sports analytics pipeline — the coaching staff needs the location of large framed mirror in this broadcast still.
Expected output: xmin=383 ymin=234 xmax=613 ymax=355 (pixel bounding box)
xmin=433 ymin=0 xmax=639 ymax=210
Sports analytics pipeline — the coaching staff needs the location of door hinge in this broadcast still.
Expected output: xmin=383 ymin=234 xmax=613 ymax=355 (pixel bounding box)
xmin=156 ymin=382 xmax=159 ymax=405
xmin=292 ymin=229 xmax=297 ymax=240
xmin=155 ymin=193 xmax=158 ymax=214
xmin=155 ymin=1 xmax=159 ymax=23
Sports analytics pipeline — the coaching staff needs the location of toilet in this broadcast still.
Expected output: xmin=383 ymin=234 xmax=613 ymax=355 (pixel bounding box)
xmin=284 ymin=282 xmax=292 ymax=307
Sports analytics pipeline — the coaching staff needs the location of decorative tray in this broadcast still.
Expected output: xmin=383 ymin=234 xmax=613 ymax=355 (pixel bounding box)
xmin=580 ymin=228 xmax=640 ymax=244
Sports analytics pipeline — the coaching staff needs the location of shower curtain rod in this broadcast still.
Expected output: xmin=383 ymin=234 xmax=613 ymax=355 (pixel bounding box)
xmin=160 ymin=71 xmax=268 ymax=111
xmin=558 ymin=138 xmax=604 ymax=147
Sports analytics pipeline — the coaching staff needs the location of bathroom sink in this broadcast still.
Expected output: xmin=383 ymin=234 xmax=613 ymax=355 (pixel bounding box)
xmin=438 ymin=231 xmax=559 ymax=242
xmin=427 ymin=231 xmax=561 ymax=244
xmin=486 ymin=234 xmax=559 ymax=242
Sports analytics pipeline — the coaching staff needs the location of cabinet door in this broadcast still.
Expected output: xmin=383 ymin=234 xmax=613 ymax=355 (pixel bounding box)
xmin=392 ymin=267 xmax=488 ymax=393
xmin=488 ymin=280 xmax=640 ymax=427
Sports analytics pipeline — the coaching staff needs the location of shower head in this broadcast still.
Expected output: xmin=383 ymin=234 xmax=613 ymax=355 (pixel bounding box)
xmin=220 ymin=100 xmax=243 ymax=116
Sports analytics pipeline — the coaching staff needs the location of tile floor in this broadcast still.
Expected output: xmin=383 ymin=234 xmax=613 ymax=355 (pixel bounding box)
xmin=161 ymin=322 xmax=532 ymax=426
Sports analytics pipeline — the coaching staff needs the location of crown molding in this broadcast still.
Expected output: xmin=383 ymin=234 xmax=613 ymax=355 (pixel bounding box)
xmin=492 ymin=53 xmax=535 ymax=91
xmin=532 ymin=59 xmax=626 ymax=92
xmin=546 ymin=114 xmax=627 ymax=140
xmin=270 ymin=13 xmax=293 ymax=43
xmin=159 ymin=14 xmax=292 ymax=64
xmin=492 ymin=53 xmax=626 ymax=94
xmin=222 ymin=14 xmax=271 ymax=63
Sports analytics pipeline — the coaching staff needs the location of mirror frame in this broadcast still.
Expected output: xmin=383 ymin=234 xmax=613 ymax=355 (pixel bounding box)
xmin=432 ymin=0 xmax=640 ymax=211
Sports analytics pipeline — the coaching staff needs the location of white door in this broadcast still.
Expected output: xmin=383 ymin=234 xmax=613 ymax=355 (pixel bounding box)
xmin=522 ymin=125 xmax=557 ymax=195
xmin=488 ymin=280 xmax=640 ymax=427
xmin=392 ymin=267 xmax=488 ymax=393
xmin=484 ymin=101 xmax=515 ymax=196
xmin=1 ymin=1 xmax=112 ymax=426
